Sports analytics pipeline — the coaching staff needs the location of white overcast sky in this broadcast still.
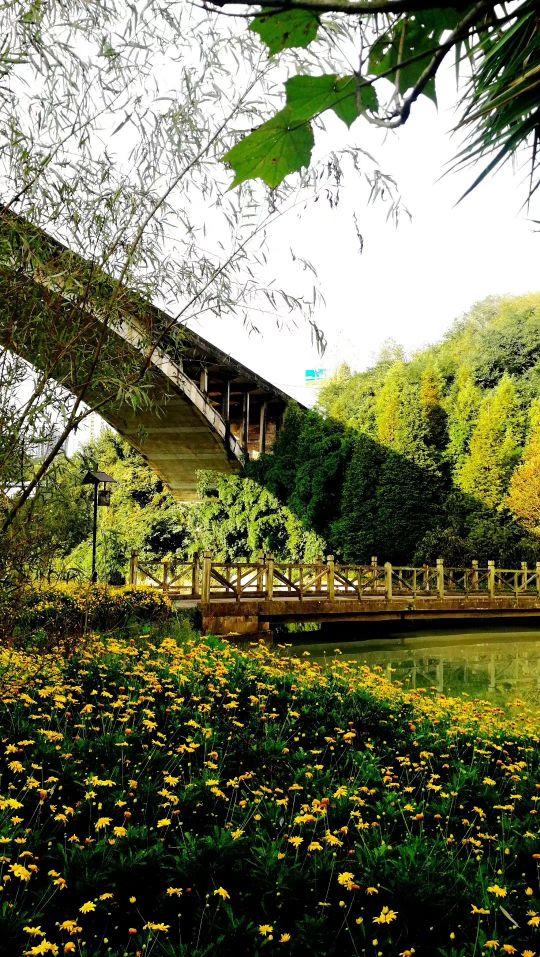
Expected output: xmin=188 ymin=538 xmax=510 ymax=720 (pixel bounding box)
xmin=191 ymin=65 xmax=539 ymax=406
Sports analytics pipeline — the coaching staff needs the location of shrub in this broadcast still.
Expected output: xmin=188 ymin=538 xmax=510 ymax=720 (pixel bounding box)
xmin=7 ymin=583 xmax=170 ymax=647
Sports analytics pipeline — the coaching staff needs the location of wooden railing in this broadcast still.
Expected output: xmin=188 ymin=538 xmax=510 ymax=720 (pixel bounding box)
xmin=129 ymin=553 xmax=540 ymax=603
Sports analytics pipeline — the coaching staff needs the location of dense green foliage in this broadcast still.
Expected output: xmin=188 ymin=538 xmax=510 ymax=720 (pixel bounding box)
xmin=252 ymin=294 xmax=540 ymax=564
xmin=25 ymin=294 xmax=540 ymax=576
xmin=46 ymin=430 xmax=324 ymax=583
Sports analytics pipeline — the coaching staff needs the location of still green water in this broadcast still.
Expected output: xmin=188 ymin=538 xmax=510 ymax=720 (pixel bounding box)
xmin=287 ymin=626 xmax=540 ymax=713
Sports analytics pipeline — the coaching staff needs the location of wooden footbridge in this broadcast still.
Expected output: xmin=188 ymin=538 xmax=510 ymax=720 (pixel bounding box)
xmin=129 ymin=554 xmax=540 ymax=635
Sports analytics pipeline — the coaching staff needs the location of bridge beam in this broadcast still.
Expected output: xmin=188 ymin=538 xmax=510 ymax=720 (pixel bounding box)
xmin=0 ymin=214 xmax=297 ymax=500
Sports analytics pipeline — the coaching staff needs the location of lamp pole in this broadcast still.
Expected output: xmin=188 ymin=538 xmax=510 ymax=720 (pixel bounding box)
xmin=91 ymin=479 xmax=99 ymax=584
xmin=82 ymin=470 xmax=116 ymax=585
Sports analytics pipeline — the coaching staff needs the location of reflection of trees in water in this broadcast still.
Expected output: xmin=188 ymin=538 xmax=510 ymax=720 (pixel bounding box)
xmin=354 ymin=641 xmax=540 ymax=708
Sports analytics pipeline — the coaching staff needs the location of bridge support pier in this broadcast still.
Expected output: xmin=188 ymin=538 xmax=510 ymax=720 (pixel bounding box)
xmin=201 ymin=608 xmax=269 ymax=639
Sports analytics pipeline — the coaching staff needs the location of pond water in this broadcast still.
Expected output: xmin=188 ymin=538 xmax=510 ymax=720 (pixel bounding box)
xmin=285 ymin=626 xmax=540 ymax=714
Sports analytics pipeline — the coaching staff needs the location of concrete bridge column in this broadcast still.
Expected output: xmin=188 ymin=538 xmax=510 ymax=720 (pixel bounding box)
xmin=201 ymin=608 xmax=266 ymax=638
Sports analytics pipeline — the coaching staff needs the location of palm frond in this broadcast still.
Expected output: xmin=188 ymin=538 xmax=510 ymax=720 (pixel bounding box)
xmin=454 ymin=0 xmax=540 ymax=205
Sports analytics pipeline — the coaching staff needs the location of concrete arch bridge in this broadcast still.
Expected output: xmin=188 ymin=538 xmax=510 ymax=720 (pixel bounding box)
xmin=0 ymin=215 xmax=297 ymax=499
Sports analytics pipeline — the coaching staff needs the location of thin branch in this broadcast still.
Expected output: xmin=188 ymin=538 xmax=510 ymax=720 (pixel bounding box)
xmin=204 ymin=0 xmax=476 ymax=17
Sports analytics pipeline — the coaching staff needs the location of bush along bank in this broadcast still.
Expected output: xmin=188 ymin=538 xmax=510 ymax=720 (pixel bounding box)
xmin=0 ymin=636 xmax=538 ymax=957
xmin=5 ymin=583 xmax=171 ymax=649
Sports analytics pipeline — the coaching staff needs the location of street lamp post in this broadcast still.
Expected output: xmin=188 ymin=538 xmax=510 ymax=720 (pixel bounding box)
xmin=82 ymin=470 xmax=116 ymax=584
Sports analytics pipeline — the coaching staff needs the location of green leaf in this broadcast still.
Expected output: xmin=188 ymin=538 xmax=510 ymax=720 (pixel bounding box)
xmin=250 ymin=9 xmax=319 ymax=55
xmin=223 ymin=73 xmax=378 ymax=189
xmin=369 ymin=11 xmax=460 ymax=102
xmin=285 ymin=74 xmax=378 ymax=128
xmin=223 ymin=110 xmax=314 ymax=189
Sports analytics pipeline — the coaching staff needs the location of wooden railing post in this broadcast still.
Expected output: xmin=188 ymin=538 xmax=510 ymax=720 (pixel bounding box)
xmin=129 ymin=551 xmax=139 ymax=586
xmin=266 ymin=555 xmax=274 ymax=600
xmin=327 ymin=555 xmax=335 ymax=601
xmin=471 ymin=559 xmax=479 ymax=592
xmin=371 ymin=556 xmax=378 ymax=590
xmin=521 ymin=561 xmax=528 ymax=595
xmin=201 ymin=553 xmax=212 ymax=603
xmin=162 ymin=559 xmax=170 ymax=596
xmin=536 ymin=561 xmax=540 ymax=597
xmin=436 ymin=558 xmax=445 ymax=599
xmin=488 ymin=560 xmax=495 ymax=598
xmin=257 ymin=551 xmax=264 ymax=594
xmin=192 ymin=552 xmax=200 ymax=598
xmin=384 ymin=562 xmax=392 ymax=600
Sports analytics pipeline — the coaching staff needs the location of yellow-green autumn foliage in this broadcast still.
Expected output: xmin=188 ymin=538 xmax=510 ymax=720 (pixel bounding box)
xmin=507 ymin=399 xmax=540 ymax=532
xmin=457 ymin=375 xmax=522 ymax=509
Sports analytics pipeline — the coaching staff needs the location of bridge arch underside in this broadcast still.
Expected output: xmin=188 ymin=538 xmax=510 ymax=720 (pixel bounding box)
xmin=97 ymin=372 xmax=242 ymax=502
xmin=101 ymin=365 xmax=287 ymax=500
xmin=0 ymin=266 xmax=289 ymax=501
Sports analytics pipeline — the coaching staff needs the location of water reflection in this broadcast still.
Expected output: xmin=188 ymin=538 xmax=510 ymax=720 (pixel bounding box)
xmin=287 ymin=629 xmax=540 ymax=713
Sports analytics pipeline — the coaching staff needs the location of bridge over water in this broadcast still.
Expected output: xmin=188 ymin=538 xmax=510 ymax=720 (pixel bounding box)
xmin=0 ymin=215 xmax=296 ymax=499
xmin=129 ymin=555 xmax=540 ymax=636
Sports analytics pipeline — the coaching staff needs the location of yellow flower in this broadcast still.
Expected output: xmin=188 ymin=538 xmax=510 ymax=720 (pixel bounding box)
xmin=79 ymin=901 xmax=96 ymax=913
xmin=214 ymin=887 xmax=230 ymax=900
xmin=287 ymin=836 xmax=303 ymax=848
xmin=10 ymin=863 xmax=31 ymax=881
xmin=502 ymin=947 xmax=517 ymax=954
xmin=156 ymin=819 xmax=171 ymax=828
xmin=337 ymin=872 xmax=356 ymax=891
xmin=167 ymin=887 xmax=183 ymax=897
xmin=144 ymin=922 xmax=170 ymax=932
xmin=484 ymin=942 xmax=499 ymax=951
xmin=373 ymin=906 xmax=398 ymax=924
xmin=113 ymin=826 xmax=127 ymax=837
xmin=471 ymin=904 xmax=490 ymax=915
xmin=487 ymin=885 xmax=507 ymax=898
xmin=231 ymin=829 xmax=244 ymax=840
xmin=24 ymin=927 xmax=45 ymax=937
xmin=280 ymin=933 xmax=291 ymax=943
xmin=366 ymin=886 xmax=379 ymax=895
xmin=64 ymin=944 xmax=76 ymax=954
xmin=27 ymin=943 xmax=59 ymax=956
xmin=59 ymin=921 xmax=82 ymax=935
xmin=324 ymin=833 xmax=342 ymax=846
xmin=308 ymin=842 xmax=323 ymax=852
xmin=259 ymin=925 xmax=274 ymax=937
xmin=95 ymin=817 xmax=112 ymax=831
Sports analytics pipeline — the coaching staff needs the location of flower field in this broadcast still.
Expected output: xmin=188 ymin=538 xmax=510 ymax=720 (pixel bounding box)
xmin=0 ymin=635 xmax=538 ymax=957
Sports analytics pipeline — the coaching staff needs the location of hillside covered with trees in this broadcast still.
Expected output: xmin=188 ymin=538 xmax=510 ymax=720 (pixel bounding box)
xmin=259 ymin=292 xmax=540 ymax=565
xmin=26 ymin=293 xmax=540 ymax=583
